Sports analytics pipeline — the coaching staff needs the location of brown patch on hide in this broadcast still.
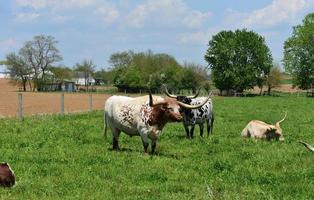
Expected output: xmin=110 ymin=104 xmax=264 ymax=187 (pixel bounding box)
xmin=120 ymin=105 xmax=134 ymax=125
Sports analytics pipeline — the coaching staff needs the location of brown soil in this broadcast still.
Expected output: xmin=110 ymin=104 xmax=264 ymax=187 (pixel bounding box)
xmin=0 ymin=79 xmax=110 ymax=118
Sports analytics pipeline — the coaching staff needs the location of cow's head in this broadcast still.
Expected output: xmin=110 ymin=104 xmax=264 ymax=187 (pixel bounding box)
xmin=266 ymin=112 xmax=287 ymax=141
xmin=148 ymin=92 xmax=209 ymax=126
xmin=163 ymin=86 xmax=211 ymax=116
xmin=164 ymin=86 xmax=200 ymax=104
xmin=0 ymin=162 xmax=15 ymax=188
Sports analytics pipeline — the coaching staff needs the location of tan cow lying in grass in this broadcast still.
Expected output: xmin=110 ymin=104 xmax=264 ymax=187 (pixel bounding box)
xmin=0 ymin=162 xmax=15 ymax=188
xmin=241 ymin=113 xmax=287 ymax=141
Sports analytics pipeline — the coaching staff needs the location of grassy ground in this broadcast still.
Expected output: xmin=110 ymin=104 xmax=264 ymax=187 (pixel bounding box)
xmin=0 ymin=96 xmax=314 ymax=199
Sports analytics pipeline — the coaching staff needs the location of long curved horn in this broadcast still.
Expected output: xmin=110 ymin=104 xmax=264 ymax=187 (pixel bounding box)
xmin=149 ymin=91 xmax=154 ymax=106
xmin=149 ymin=91 xmax=166 ymax=107
xmin=299 ymin=141 xmax=314 ymax=153
xmin=186 ymin=88 xmax=201 ymax=98
xmin=177 ymin=94 xmax=211 ymax=109
xmin=277 ymin=112 xmax=287 ymax=124
xmin=163 ymin=85 xmax=177 ymax=98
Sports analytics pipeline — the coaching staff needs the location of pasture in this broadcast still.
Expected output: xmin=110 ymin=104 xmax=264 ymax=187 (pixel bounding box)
xmin=0 ymin=96 xmax=314 ymax=199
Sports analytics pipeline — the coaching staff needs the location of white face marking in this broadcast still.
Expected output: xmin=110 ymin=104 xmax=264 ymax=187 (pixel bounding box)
xmin=172 ymin=105 xmax=181 ymax=114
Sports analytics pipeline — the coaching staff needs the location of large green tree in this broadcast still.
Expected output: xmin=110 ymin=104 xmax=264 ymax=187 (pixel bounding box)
xmin=110 ymin=50 xmax=183 ymax=93
xmin=283 ymin=12 xmax=314 ymax=90
xmin=204 ymin=29 xmax=273 ymax=94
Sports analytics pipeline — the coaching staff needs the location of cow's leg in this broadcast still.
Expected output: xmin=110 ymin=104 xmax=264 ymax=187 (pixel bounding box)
xmin=141 ymin=139 xmax=149 ymax=154
xmin=183 ymin=123 xmax=190 ymax=138
xmin=210 ymin=114 xmax=214 ymax=135
xmin=190 ymin=124 xmax=195 ymax=139
xmin=140 ymin=134 xmax=150 ymax=154
xmin=151 ymin=140 xmax=157 ymax=155
xmin=206 ymin=119 xmax=210 ymax=136
xmin=112 ymin=128 xmax=121 ymax=151
xmin=199 ymin=123 xmax=204 ymax=137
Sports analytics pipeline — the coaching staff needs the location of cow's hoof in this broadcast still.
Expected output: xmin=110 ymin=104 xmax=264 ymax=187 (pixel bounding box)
xmin=112 ymin=147 xmax=120 ymax=151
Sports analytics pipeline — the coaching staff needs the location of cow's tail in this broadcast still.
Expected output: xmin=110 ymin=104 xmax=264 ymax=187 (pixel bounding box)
xmin=104 ymin=111 xmax=108 ymax=140
xmin=210 ymin=112 xmax=214 ymax=135
xmin=207 ymin=112 xmax=214 ymax=136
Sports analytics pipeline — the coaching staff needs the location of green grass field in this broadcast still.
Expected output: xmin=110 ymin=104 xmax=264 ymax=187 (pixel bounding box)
xmin=1 ymin=96 xmax=314 ymax=199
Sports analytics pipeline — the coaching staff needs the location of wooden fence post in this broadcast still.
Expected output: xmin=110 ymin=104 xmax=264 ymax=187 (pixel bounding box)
xmin=18 ymin=93 xmax=23 ymax=120
xmin=89 ymin=94 xmax=93 ymax=111
xmin=60 ymin=93 xmax=64 ymax=115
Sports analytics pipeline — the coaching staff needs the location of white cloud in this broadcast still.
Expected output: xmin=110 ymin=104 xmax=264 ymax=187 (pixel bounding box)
xmin=242 ymin=0 xmax=308 ymax=27
xmin=182 ymin=11 xmax=212 ymax=28
xmin=15 ymin=12 xmax=40 ymax=22
xmin=96 ymin=5 xmax=120 ymax=24
xmin=15 ymin=0 xmax=95 ymax=10
xmin=14 ymin=0 xmax=120 ymax=23
xmin=15 ymin=0 xmax=47 ymax=9
xmin=126 ymin=0 xmax=211 ymax=28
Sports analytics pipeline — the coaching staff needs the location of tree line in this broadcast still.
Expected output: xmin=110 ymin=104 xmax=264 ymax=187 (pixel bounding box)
xmin=2 ymin=12 xmax=313 ymax=95
xmin=2 ymin=38 xmax=210 ymax=93
xmin=106 ymin=50 xmax=209 ymax=93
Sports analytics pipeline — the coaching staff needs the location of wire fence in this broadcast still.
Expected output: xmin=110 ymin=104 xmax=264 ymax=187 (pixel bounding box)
xmin=0 ymin=92 xmax=110 ymax=119
xmin=0 ymin=89 xmax=312 ymax=120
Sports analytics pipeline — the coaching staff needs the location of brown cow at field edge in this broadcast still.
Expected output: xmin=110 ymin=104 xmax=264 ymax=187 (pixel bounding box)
xmin=241 ymin=113 xmax=287 ymax=141
xmin=0 ymin=162 xmax=16 ymax=188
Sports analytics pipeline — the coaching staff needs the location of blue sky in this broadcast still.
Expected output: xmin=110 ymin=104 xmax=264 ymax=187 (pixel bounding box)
xmin=0 ymin=0 xmax=313 ymax=70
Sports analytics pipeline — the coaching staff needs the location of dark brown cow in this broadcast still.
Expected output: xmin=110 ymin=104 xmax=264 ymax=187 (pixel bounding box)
xmin=0 ymin=162 xmax=15 ymax=188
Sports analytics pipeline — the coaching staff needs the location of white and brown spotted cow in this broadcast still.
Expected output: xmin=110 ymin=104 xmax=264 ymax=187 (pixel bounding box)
xmin=104 ymin=92 xmax=210 ymax=154
xmin=241 ymin=113 xmax=287 ymax=141
xmin=0 ymin=162 xmax=15 ymax=188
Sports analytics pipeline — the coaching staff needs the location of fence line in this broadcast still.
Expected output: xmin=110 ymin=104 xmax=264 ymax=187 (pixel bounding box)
xmin=17 ymin=93 xmax=95 ymax=118
xmin=89 ymin=94 xmax=92 ymax=111
xmin=60 ymin=93 xmax=65 ymax=115
xmin=18 ymin=93 xmax=23 ymax=120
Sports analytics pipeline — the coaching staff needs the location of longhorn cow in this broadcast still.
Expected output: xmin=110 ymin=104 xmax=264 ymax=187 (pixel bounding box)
xmin=104 ymin=92 xmax=210 ymax=153
xmin=164 ymin=87 xmax=214 ymax=138
xmin=241 ymin=113 xmax=287 ymax=141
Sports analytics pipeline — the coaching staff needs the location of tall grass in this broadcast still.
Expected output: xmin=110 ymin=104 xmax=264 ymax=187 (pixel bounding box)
xmin=0 ymin=96 xmax=313 ymax=199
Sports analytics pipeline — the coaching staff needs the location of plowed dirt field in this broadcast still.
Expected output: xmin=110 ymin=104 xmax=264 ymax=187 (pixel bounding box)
xmin=0 ymin=79 xmax=110 ymax=118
